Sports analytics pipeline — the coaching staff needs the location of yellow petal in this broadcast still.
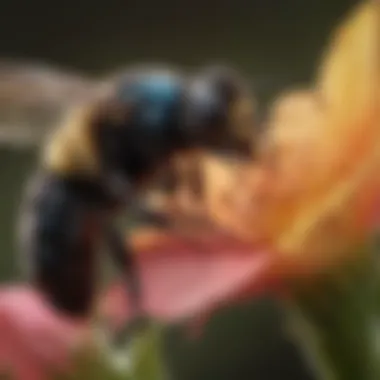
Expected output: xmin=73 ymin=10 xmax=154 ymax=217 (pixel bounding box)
xmin=199 ymin=1 xmax=380 ymax=277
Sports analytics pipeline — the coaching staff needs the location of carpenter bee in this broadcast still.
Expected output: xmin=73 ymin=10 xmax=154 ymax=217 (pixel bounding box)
xmin=17 ymin=64 xmax=256 ymax=330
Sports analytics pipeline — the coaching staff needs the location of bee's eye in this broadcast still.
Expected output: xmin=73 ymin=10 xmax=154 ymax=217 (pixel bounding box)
xmin=185 ymin=80 xmax=226 ymax=130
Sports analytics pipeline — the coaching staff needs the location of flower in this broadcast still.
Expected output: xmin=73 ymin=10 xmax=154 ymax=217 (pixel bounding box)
xmin=253 ymin=0 xmax=380 ymax=277
xmin=103 ymin=0 xmax=380 ymax=328
xmin=102 ymin=227 xmax=276 ymax=330
xmin=0 ymin=286 xmax=89 ymax=380
xmin=197 ymin=0 xmax=380 ymax=278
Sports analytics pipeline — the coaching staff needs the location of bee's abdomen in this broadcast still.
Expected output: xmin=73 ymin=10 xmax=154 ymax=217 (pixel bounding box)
xmin=19 ymin=173 xmax=100 ymax=317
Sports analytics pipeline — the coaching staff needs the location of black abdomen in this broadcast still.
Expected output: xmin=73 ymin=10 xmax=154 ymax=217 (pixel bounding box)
xmin=18 ymin=173 xmax=104 ymax=318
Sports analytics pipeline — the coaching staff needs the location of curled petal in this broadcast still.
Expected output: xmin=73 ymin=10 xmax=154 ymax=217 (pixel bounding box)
xmin=101 ymin=228 xmax=276 ymax=328
xmin=0 ymin=286 xmax=89 ymax=380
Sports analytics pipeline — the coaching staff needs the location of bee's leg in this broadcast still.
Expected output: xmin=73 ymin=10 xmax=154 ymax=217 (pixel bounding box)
xmin=106 ymin=224 xmax=141 ymax=310
xmin=106 ymin=225 xmax=150 ymax=343
xmin=132 ymin=201 xmax=172 ymax=227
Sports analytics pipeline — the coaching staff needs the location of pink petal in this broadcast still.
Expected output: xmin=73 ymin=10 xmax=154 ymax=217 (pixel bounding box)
xmin=0 ymin=286 xmax=89 ymax=380
xmin=101 ymin=230 xmax=276 ymax=329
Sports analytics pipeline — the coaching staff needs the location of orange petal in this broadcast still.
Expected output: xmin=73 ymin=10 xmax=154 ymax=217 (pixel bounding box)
xmin=101 ymin=228 xmax=275 ymax=328
xmin=188 ymin=1 xmax=380 ymax=278
xmin=0 ymin=286 xmax=89 ymax=380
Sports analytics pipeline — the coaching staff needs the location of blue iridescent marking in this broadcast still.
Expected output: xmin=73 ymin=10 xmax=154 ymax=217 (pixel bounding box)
xmin=118 ymin=74 xmax=182 ymax=129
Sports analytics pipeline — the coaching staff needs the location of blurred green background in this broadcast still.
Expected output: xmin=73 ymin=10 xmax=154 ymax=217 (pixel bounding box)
xmin=0 ymin=0 xmax=357 ymax=379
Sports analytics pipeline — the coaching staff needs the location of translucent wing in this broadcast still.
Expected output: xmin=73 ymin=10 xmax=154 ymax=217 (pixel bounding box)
xmin=0 ymin=60 xmax=95 ymax=146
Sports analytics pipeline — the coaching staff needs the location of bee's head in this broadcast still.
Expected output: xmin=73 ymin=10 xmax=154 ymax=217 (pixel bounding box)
xmin=92 ymin=67 xmax=186 ymax=170
xmin=183 ymin=66 xmax=257 ymax=157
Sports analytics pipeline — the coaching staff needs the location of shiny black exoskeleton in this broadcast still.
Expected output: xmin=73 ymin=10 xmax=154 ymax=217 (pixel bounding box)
xmin=185 ymin=65 xmax=256 ymax=156
xmin=18 ymin=65 xmax=255 ymax=322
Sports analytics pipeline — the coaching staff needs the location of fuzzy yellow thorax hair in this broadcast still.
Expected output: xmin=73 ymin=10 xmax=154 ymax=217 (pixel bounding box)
xmin=41 ymin=78 xmax=129 ymax=177
xmin=41 ymin=102 xmax=101 ymax=177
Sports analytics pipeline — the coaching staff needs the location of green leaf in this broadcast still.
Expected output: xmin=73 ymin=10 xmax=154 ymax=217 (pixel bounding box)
xmin=49 ymin=323 xmax=168 ymax=380
xmin=52 ymin=342 xmax=132 ymax=380
xmin=129 ymin=324 xmax=169 ymax=380
xmin=283 ymin=242 xmax=379 ymax=380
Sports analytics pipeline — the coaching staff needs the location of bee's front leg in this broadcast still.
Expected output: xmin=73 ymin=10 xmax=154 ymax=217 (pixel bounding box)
xmin=105 ymin=223 xmax=150 ymax=340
